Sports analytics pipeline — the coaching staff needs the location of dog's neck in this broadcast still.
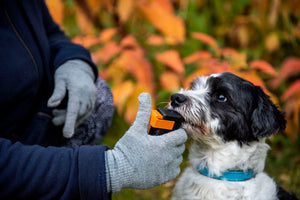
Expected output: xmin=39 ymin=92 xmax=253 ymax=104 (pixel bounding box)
xmin=188 ymin=139 xmax=270 ymax=177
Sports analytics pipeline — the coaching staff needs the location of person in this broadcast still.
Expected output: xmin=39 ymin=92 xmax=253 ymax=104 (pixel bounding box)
xmin=0 ymin=0 xmax=188 ymax=199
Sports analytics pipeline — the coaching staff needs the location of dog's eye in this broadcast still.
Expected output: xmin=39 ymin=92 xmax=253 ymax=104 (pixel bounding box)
xmin=217 ymin=94 xmax=227 ymax=102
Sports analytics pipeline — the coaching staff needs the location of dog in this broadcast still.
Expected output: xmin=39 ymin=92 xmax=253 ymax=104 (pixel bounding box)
xmin=168 ymin=72 xmax=298 ymax=200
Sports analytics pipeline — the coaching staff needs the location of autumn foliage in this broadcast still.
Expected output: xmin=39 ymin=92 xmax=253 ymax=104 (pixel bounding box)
xmin=46 ymin=0 xmax=300 ymax=140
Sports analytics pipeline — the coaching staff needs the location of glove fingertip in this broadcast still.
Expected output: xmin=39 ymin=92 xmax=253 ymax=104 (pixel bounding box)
xmin=134 ymin=92 xmax=152 ymax=119
xmin=138 ymin=92 xmax=151 ymax=102
xmin=138 ymin=93 xmax=151 ymax=109
xmin=63 ymin=128 xmax=74 ymax=138
xmin=52 ymin=119 xmax=64 ymax=126
xmin=47 ymin=96 xmax=62 ymax=107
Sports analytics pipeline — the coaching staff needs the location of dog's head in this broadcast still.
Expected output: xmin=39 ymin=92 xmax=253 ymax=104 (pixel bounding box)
xmin=168 ymin=72 xmax=286 ymax=145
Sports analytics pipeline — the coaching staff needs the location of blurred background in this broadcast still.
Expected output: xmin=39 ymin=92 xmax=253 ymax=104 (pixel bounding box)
xmin=46 ymin=0 xmax=300 ymax=199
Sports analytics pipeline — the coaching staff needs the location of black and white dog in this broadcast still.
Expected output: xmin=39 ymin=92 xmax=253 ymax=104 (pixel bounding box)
xmin=169 ymin=72 xmax=298 ymax=200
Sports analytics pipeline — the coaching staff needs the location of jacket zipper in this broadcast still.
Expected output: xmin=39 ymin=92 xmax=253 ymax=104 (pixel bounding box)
xmin=4 ymin=8 xmax=40 ymax=85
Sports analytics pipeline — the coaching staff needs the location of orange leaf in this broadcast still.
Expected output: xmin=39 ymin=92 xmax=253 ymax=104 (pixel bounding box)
xmin=105 ymin=62 xmax=126 ymax=85
xmin=221 ymin=48 xmax=247 ymax=70
xmin=138 ymin=0 xmax=185 ymax=45
xmin=183 ymin=51 xmax=212 ymax=64
xmin=237 ymin=25 xmax=249 ymax=47
xmin=117 ymin=0 xmax=135 ymax=22
xmin=155 ymin=50 xmax=185 ymax=74
xmin=120 ymin=35 xmax=141 ymax=50
xmin=160 ymin=72 xmax=181 ymax=91
xmin=92 ymin=41 xmax=120 ymax=64
xmin=72 ymin=35 xmax=100 ymax=48
xmin=46 ymin=0 xmax=64 ymax=26
xmin=109 ymin=37 xmax=155 ymax=95
xmin=99 ymin=28 xmax=117 ymax=43
xmin=249 ymin=60 xmax=278 ymax=77
xmin=197 ymin=59 xmax=232 ymax=74
xmin=281 ymin=80 xmax=300 ymax=101
xmin=151 ymin=0 xmax=174 ymax=13
xmin=122 ymin=51 xmax=155 ymax=94
xmin=124 ymin=84 xmax=153 ymax=123
xmin=112 ymin=81 xmax=135 ymax=114
xmin=280 ymin=57 xmax=300 ymax=79
xmin=221 ymin=48 xmax=246 ymax=61
xmin=265 ymin=32 xmax=280 ymax=52
xmin=75 ymin=5 xmax=95 ymax=34
xmin=72 ymin=36 xmax=84 ymax=46
xmin=192 ymin=32 xmax=220 ymax=56
xmin=146 ymin=34 xmax=165 ymax=46
xmin=86 ymin=0 xmax=103 ymax=15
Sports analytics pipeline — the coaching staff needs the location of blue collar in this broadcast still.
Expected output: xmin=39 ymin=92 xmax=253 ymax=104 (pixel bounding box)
xmin=196 ymin=166 xmax=255 ymax=181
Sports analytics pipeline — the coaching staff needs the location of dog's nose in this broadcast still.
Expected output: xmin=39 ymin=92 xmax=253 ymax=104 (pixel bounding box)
xmin=171 ymin=93 xmax=186 ymax=107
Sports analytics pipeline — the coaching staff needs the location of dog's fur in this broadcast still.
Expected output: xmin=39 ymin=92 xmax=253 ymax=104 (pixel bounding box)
xmin=168 ymin=72 xmax=297 ymax=200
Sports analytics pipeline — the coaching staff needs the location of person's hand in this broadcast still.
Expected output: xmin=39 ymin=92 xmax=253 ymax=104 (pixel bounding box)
xmin=105 ymin=93 xmax=187 ymax=193
xmin=47 ymin=59 xmax=96 ymax=138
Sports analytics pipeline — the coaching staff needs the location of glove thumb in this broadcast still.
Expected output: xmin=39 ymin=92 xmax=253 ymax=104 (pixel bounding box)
xmin=130 ymin=93 xmax=152 ymax=134
xmin=47 ymin=80 xmax=66 ymax=107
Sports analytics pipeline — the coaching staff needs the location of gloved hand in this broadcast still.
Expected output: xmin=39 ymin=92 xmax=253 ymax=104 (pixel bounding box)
xmin=105 ymin=93 xmax=187 ymax=193
xmin=47 ymin=59 xmax=97 ymax=138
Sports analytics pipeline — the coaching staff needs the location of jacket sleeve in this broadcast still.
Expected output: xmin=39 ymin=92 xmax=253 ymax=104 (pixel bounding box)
xmin=39 ymin=0 xmax=98 ymax=80
xmin=0 ymin=138 xmax=111 ymax=200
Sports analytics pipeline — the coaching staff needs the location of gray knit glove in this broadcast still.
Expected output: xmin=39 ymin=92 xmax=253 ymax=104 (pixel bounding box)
xmin=47 ymin=59 xmax=97 ymax=138
xmin=105 ymin=93 xmax=187 ymax=193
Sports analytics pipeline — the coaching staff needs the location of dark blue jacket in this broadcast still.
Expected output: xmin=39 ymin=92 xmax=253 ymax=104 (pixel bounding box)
xmin=0 ymin=0 xmax=110 ymax=199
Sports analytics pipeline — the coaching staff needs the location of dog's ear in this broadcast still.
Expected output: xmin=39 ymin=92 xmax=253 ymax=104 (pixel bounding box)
xmin=251 ymin=86 xmax=286 ymax=138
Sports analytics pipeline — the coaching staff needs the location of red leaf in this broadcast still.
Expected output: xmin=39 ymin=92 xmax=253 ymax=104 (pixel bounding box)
xmin=249 ymin=60 xmax=278 ymax=77
xmin=280 ymin=57 xmax=300 ymax=79
xmin=281 ymin=80 xmax=300 ymax=101
xmin=146 ymin=34 xmax=165 ymax=46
